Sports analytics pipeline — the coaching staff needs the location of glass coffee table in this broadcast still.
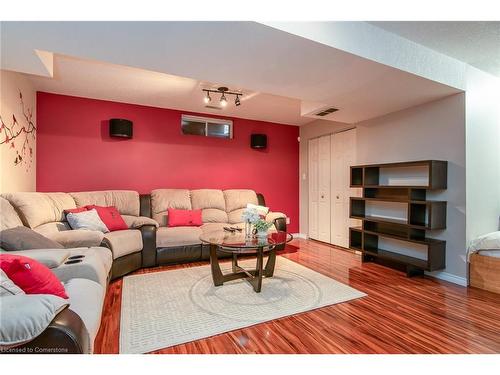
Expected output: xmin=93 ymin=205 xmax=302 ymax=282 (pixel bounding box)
xmin=200 ymin=230 xmax=293 ymax=293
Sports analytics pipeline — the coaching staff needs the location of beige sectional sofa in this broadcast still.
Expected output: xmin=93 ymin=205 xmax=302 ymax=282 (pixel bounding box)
xmin=0 ymin=188 xmax=287 ymax=353
xmin=1 ymin=196 xmax=113 ymax=353
xmin=1 ymin=191 xmax=158 ymax=279
xmin=148 ymin=189 xmax=286 ymax=265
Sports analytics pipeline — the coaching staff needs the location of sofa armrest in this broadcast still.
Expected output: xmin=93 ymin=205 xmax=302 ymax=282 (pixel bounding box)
xmin=140 ymin=225 xmax=157 ymax=267
xmin=122 ymin=215 xmax=159 ymax=229
xmin=49 ymin=230 xmax=104 ymax=249
xmin=0 ymin=249 xmax=70 ymax=269
xmin=2 ymin=307 xmax=91 ymax=354
xmin=265 ymin=212 xmax=287 ymax=233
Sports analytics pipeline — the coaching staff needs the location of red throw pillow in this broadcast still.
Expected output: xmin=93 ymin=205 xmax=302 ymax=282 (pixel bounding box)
xmin=167 ymin=208 xmax=202 ymax=227
xmin=86 ymin=205 xmax=128 ymax=232
xmin=0 ymin=254 xmax=68 ymax=299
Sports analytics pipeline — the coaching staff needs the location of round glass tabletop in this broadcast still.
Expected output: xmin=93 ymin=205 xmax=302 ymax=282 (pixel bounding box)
xmin=200 ymin=230 xmax=293 ymax=252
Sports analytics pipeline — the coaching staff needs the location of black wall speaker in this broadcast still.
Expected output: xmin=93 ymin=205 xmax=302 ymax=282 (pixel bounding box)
xmin=109 ymin=118 xmax=133 ymax=138
xmin=251 ymin=134 xmax=267 ymax=149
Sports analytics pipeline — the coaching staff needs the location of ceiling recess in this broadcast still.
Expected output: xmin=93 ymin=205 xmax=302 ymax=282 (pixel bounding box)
xmin=315 ymin=107 xmax=339 ymax=116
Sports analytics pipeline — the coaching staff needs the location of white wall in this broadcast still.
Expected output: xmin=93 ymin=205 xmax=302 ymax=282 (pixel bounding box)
xmin=0 ymin=70 xmax=37 ymax=192
xmin=465 ymin=67 xmax=500 ymax=242
xmin=300 ymin=93 xmax=467 ymax=282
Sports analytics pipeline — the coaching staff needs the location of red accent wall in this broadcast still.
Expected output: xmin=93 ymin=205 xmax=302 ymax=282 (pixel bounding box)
xmin=36 ymin=92 xmax=299 ymax=232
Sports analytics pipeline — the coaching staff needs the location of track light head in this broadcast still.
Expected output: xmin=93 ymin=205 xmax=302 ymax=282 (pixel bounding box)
xmin=203 ymin=91 xmax=211 ymax=104
xmin=220 ymin=93 xmax=228 ymax=107
xmin=235 ymin=95 xmax=241 ymax=106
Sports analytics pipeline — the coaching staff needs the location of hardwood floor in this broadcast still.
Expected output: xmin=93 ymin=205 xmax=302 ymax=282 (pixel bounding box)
xmin=93 ymin=239 xmax=500 ymax=354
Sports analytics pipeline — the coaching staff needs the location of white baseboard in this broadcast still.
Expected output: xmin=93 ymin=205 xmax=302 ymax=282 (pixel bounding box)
xmin=291 ymin=233 xmax=307 ymax=239
xmin=425 ymin=271 xmax=468 ymax=286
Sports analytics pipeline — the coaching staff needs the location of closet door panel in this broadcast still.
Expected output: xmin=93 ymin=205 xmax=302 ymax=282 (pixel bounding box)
xmin=331 ymin=129 xmax=358 ymax=248
xmin=318 ymin=135 xmax=331 ymax=243
xmin=308 ymin=138 xmax=319 ymax=240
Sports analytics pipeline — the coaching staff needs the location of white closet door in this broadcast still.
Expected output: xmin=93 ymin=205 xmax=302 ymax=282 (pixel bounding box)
xmin=308 ymin=138 xmax=319 ymax=240
xmin=318 ymin=135 xmax=331 ymax=242
xmin=331 ymin=128 xmax=357 ymax=248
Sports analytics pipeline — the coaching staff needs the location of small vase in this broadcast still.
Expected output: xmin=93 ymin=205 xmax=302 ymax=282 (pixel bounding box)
xmin=256 ymin=230 xmax=268 ymax=238
xmin=245 ymin=221 xmax=253 ymax=238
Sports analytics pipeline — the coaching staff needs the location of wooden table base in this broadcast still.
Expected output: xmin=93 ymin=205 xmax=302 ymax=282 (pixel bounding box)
xmin=209 ymin=243 xmax=276 ymax=293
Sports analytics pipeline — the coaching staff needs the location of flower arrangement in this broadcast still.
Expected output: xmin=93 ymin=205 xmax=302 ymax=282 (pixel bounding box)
xmin=241 ymin=207 xmax=260 ymax=224
xmin=253 ymin=219 xmax=273 ymax=235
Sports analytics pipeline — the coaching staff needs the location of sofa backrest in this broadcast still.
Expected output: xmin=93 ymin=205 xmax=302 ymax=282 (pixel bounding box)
xmin=70 ymin=190 xmax=140 ymax=216
xmin=150 ymin=188 xmax=260 ymax=226
xmin=2 ymin=192 xmax=76 ymax=229
xmin=0 ymin=197 xmax=24 ymax=231
xmin=191 ymin=189 xmax=228 ymax=224
xmin=223 ymin=189 xmax=259 ymax=224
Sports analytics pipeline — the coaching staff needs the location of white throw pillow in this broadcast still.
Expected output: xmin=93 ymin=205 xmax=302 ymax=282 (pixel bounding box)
xmin=469 ymin=231 xmax=500 ymax=252
xmin=0 ymin=294 xmax=69 ymax=349
xmin=0 ymin=269 xmax=25 ymax=297
xmin=66 ymin=209 xmax=109 ymax=233
xmin=246 ymin=203 xmax=270 ymax=217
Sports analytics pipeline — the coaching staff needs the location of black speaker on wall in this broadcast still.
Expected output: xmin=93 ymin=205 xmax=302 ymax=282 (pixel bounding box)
xmin=251 ymin=134 xmax=267 ymax=149
xmin=109 ymin=118 xmax=133 ymax=138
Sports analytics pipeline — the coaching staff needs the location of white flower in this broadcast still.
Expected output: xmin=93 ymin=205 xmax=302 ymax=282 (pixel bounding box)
xmin=241 ymin=207 xmax=260 ymax=223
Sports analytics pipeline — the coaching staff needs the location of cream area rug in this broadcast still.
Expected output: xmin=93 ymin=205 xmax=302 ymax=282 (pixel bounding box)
xmin=119 ymin=256 xmax=366 ymax=353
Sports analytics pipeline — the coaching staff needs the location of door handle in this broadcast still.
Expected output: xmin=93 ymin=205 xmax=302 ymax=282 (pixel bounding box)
xmin=336 ymin=195 xmax=340 ymax=199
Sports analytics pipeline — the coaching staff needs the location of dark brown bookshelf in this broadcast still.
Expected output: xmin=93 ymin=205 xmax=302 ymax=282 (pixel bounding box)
xmin=349 ymin=160 xmax=447 ymax=277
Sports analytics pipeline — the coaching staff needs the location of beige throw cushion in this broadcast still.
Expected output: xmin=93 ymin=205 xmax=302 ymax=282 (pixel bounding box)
xmin=0 ymin=226 xmax=64 ymax=251
xmin=0 ymin=294 xmax=69 ymax=349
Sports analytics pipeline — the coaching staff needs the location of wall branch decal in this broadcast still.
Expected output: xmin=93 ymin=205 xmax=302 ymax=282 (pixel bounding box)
xmin=0 ymin=91 xmax=36 ymax=169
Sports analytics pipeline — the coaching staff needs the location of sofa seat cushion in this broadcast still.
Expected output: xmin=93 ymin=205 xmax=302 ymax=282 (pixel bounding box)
xmin=227 ymin=208 xmax=246 ymax=224
xmin=47 ymin=230 xmax=105 ymax=249
xmin=156 ymin=226 xmax=202 ymax=248
xmin=2 ymin=192 xmax=76 ymax=229
xmin=64 ymin=278 xmax=104 ymax=352
xmin=151 ymin=189 xmax=192 ymax=227
xmin=69 ymin=190 xmax=140 ymax=216
xmin=0 ymin=197 xmax=24 ymax=231
xmin=103 ymin=229 xmax=142 ymax=259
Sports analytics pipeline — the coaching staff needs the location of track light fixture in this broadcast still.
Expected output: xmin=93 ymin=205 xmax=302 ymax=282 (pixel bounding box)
xmin=202 ymin=87 xmax=243 ymax=108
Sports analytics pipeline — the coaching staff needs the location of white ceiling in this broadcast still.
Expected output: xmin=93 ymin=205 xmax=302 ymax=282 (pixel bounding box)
xmin=1 ymin=22 xmax=462 ymax=125
xmin=28 ymin=54 xmax=307 ymax=126
xmin=370 ymin=22 xmax=500 ymax=77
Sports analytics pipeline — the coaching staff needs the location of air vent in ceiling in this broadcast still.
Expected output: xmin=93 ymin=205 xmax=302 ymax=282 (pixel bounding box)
xmin=205 ymin=105 xmax=222 ymax=110
xmin=315 ymin=107 xmax=338 ymax=116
